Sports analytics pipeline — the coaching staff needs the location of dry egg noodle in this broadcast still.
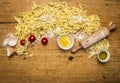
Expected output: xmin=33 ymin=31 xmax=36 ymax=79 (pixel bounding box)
xmin=14 ymin=2 xmax=110 ymax=58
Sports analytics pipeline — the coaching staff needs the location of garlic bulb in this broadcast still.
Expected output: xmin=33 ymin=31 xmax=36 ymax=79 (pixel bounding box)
xmin=3 ymin=34 xmax=18 ymax=56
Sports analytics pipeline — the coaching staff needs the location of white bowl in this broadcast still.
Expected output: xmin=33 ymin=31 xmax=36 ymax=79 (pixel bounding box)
xmin=57 ymin=34 xmax=74 ymax=50
xmin=97 ymin=50 xmax=110 ymax=63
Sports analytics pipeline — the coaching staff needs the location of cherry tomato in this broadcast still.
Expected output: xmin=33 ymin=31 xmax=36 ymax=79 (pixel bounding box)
xmin=41 ymin=37 xmax=48 ymax=45
xmin=20 ymin=39 xmax=25 ymax=46
xmin=29 ymin=35 xmax=36 ymax=43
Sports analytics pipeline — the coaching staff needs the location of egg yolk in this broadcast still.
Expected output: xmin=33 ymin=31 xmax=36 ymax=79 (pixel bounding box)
xmin=60 ymin=35 xmax=71 ymax=47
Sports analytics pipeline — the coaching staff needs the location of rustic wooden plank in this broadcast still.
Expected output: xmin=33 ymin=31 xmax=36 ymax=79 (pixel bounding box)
xmin=0 ymin=0 xmax=120 ymax=83
xmin=0 ymin=0 xmax=120 ymax=23
xmin=0 ymin=48 xmax=120 ymax=82
xmin=0 ymin=24 xmax=120 ymax=83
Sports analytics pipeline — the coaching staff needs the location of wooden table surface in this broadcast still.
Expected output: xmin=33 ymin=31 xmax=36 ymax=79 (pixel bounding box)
xmin=0 ymin=0 xmax=120 ymax=83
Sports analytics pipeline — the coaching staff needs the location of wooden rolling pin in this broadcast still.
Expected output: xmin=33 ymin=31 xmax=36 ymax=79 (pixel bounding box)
xmin=72 ymin=24 xmax=117 ymax=53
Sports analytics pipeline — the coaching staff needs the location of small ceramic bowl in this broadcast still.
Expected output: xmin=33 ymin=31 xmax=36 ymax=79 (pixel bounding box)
xmin=57 ymin=34 xmax=74 ymax=50
xmin=97 ymin=50 xmax=110 ymax=63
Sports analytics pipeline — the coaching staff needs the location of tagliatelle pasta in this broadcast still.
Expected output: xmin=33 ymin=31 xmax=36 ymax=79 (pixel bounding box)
xmin=14 ymin=2 xmax=110 ymax=58
xmin=87 ymin=39 xmax=110 ymax=58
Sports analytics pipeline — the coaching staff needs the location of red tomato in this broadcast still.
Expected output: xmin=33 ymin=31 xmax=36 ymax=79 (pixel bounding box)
xmin=41 ymin=37 xmax=48 ymax=45
xmin=29 ymin=35 xmax=36 ymax=43
xmin=20 ymin=39 xmax=25 ymax=46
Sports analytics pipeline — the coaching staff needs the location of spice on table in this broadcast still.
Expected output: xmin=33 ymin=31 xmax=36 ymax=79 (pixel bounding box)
xmin=68 ymin=56 xmax=74 ymax=61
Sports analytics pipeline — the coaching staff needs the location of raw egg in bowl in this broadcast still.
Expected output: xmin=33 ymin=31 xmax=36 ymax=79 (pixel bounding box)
xmin=57 ymin=34 xmax=74 ymax=50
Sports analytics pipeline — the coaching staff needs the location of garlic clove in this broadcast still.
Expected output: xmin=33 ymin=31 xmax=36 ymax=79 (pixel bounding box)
xmin=6 ymin=46 xmax=15 ymax=57
xmin=3 ymin=34 xmax=17 ymax=56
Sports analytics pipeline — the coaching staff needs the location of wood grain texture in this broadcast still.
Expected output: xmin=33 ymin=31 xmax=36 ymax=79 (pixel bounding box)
xmin=0 ymin=0 xmax=120 ymax=83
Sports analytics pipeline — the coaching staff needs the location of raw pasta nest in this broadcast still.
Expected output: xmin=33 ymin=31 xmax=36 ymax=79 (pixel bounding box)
xmin=14 ymin=2 xmax=110 ymax=58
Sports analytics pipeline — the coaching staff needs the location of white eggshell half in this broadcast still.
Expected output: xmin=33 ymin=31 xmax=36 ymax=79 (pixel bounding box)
xmin=7 ymin=37 xmax=18 ymax=47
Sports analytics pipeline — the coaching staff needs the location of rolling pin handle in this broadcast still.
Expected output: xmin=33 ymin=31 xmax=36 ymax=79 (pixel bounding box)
xmin=71 ymin=44 xmax=83 ymax=53
xmin=108 ymin=24 xmax=117 ymax=31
